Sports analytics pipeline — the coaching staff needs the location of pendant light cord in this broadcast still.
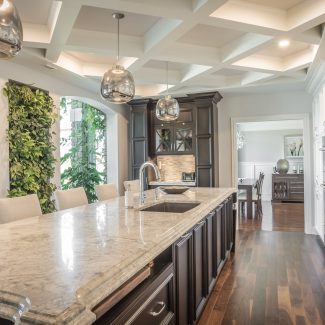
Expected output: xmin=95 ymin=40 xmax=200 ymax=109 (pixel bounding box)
xmin=117 ymin=18 xmax=120 ymax=63
xmin=166 ymin=61 xmax=169 ymax=95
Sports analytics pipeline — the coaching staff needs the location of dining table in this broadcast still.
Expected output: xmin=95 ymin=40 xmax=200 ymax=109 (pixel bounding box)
xmin=238 ymin=178 xmax=257 ymax=219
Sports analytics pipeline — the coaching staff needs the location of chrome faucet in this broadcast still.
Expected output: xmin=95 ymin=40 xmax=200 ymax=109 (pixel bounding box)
xmin=139 ymin=161 xmax=161 ymax=205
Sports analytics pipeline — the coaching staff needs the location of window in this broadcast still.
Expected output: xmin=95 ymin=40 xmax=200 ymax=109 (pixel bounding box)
xmin=60 ymin=98 xmax=107 ymax=202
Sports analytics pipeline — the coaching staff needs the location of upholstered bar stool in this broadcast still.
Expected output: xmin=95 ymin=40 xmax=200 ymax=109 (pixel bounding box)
xmin=95 ymin=183 xmax=119 ymax=201
xmin=123 ymin=180 xmax=140 ymax=193
xmin=54 ymin=187 xmax=88 ymax=211
xmin=0 ymin=194 xmax=42 ymax=224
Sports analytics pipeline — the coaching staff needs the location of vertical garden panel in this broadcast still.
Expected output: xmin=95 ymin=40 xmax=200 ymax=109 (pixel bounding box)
xmin=4 ymin=81 xmax=57 ymax=213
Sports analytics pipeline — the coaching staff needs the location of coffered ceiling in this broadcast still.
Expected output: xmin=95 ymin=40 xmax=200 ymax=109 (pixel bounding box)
xmin=10 ymin=0 xmax=325 ymax=98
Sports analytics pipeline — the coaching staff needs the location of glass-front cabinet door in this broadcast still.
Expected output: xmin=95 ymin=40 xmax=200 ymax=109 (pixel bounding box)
xmin=175 ymin=127 xmax=193 ymax=152
xmin=155 ymin=126 xmax=173 ymax=153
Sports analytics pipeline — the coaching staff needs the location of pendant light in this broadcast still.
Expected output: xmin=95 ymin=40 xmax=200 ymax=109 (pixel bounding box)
xmin=0 ymin=0 xmax=23 ymax=59
xmin=101 ymin=13 xmax=135 ymax=104
xmin=156 ymin=61 xmax=179 ymax=121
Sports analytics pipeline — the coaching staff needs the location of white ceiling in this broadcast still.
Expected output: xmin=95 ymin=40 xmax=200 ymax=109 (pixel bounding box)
xmin=9 ymin=0 xmax=325 ymax=98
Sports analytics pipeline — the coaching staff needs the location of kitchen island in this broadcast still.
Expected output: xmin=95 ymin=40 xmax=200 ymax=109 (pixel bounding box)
xmin=0 ymin=187 xmax=236 ymax=325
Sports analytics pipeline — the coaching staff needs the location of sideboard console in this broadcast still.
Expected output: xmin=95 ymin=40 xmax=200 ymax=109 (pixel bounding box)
xmin=272 ymin=174 xmax=304 ymax=202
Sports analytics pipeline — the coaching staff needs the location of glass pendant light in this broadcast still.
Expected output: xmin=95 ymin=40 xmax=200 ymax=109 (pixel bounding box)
xmin=156 ymin=62 xmax=179 ymax=121
xmin=0 ymin=0 xmax=23 ymax=59
xmin=101 ymin=13 xmax=135 ymax=104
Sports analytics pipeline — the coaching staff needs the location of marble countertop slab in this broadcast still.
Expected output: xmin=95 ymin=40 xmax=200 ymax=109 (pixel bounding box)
xmin=0 ymin=187 xmax=235 ymax=324
xmin=149 ymin=180 xmax=196 ymax=186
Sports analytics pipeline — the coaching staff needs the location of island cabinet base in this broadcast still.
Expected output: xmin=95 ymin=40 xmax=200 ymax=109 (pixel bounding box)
xmin=173 ymin=195 xmax=235 ymax=325
xmin=93 ymin=194 xmax=236 ymax=325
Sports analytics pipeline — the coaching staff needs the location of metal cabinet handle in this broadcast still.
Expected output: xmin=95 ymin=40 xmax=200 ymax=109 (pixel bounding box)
xmin=181 ymin=232 xmax=191 ymax=239
xmin=149 ymin=301 xmax=165 ymax=317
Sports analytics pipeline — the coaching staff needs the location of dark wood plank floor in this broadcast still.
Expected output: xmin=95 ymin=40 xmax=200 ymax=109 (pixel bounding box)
xmin=199 ymin=204 xmax=324 ymax=325
xmin=239 ymin=201 xmax=304 ymax=232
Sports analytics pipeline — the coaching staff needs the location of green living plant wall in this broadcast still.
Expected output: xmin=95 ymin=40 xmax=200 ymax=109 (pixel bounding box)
xmin=60 ymin=99 xmax=106 ymax=203
xmin=4 ymin=82 xmax=57 ymax=213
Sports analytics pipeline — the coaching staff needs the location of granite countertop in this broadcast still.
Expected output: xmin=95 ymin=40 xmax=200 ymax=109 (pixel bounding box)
xmin=149 ymin=180 xmax=196 ymax=186
xmin=0 ymin=187 xmax=235 ymax=324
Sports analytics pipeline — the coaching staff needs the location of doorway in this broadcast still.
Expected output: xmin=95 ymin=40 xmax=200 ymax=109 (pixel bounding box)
xmin=231 ymin=114 xmax=312 ymax=234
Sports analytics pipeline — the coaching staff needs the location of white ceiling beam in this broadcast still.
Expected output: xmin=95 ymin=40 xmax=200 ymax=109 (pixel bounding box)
xmin=159 ymin=43 xmax=220 ymax=66
xmin=181 ymin=64 xmax=212 ymax=82
xmin=287 ymin=0 xmax=325 ymax=30
xmin=241 ymin=71 xmax=274 ymax=85
xmin=210 ymin=1 xmax=287 ymax=31
xmin=221 ymin=33 xmax=273 ymax=63
xmin=46 ymin=1 xmax=82 ymax=62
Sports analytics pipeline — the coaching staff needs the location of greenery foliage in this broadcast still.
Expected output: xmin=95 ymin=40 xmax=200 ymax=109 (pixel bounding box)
xmin=4 ymin=82 xmax=57 ymax=213
xmin=60 ymin=99 xmax=106 ymax=202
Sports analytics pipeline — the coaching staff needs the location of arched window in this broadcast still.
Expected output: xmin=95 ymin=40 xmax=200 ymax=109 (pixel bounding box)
xmin=60 ymin=98 xmax=107 ymax=202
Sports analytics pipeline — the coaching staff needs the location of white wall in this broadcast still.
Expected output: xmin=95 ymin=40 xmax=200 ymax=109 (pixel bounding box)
xmin=218 ymin=90 xmax=314 ymax=233
xmin=0 ymin=79 xmax=9 ymax=198
xmin=238 ymin=128 xmax=303 ymax=201
xmin=238 ymin=129 xmax=303 ymax=165
xmin=312 ymin=86 xmax=325 ymax=242
xmin=0 ymin=61 xmax=130 ymax=199
xmin=218 ymin=91 xmax=313 ymax=187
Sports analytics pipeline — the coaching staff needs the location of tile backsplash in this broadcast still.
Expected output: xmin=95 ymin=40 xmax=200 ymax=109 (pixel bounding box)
xmin=155 ymin=155 xmax=195 ymax=181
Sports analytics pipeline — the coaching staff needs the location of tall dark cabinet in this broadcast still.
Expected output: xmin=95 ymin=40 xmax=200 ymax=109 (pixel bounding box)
xmin=129 ymin=99 xmax=151 ymax=180
xmin=128 ymin=92 xmax=222 ymax=187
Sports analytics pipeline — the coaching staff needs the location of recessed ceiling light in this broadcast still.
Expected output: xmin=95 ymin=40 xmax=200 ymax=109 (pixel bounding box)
xmin=278 ymin=39 xmax=290 ymax=48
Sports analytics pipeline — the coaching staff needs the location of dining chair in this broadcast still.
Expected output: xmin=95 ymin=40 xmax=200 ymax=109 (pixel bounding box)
xmin=238 ymin=172 xmax=265 ymax=219
xmin=0 ymin=194 xmax=42 ymax=224
xmin=54 ymin=187 xmax=88 ymax=211
xmin=95 ymin=183 xmax=119 ymax=201
xmin=123 ymin=180 xmax=140 ymax=193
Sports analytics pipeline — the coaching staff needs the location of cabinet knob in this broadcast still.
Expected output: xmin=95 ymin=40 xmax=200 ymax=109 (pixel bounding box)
xmin=148 ymin=301 xmax=166 ymax=317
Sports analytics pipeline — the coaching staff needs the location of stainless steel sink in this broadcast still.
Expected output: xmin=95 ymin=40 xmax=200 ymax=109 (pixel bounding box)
xmin=140 ymin=202 xmax=200 ymax=213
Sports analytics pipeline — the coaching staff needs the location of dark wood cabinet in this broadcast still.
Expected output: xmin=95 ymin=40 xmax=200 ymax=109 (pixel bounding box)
xmin=206 ymin=211 xmax=216 ymax=294
xmin=272 ymin=174 xmax=304 ymax=202
xmin=173 ymin=195 xmax=235 ymax=325
xmin=190 ymin=93 xmax=222 ymax=187
xmin=128 ymin=93 xmax=222 ymax=187
xmin=214 ymin=206 xmax=223 ymax=274
xmin=95 ymin=252 xmax=175 ymax=325
xmin=174 ymin=232 xmax=194 ymax=325
xmin=152 ymin=102 xmax=196 ymax=156
xmin=129 ymin=100 xmax=151 ymax=180
xmin=192 ymin=220 xmax=207 ymax=320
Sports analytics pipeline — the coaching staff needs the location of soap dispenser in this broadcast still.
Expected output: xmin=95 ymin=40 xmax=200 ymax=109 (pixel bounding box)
xmin=125 ymin=184 xmax=134 ymax=208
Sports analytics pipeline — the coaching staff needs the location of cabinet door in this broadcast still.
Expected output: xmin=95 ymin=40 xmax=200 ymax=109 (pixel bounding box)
xmin=206 ymin=212 xmax=215 ymax=294
xmin=155 ymin=126 xmax=173 ymax=154
xmin=174 ymin=232 xmax=193 ymax=325
xmin=221 ymin=203 xmax=227 ymax=260
xmin=175 ymin=126 xmax=193 ymax=153
xmin=214 ymin=206 xmax=223 ymax=276
xmin=226 ymin=198 xmax=233 ymax=251
xmin=193 ymin=220 xmax=207 ymax=320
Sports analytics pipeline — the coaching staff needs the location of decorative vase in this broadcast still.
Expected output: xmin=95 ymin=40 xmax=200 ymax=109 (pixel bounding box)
xmin=276 ymin=159 xmax=289 ymax=174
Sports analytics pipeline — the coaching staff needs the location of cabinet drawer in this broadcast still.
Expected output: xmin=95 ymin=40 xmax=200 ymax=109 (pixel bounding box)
xmin=130 ymin=277 xmax=174 ymax=325
xmin=95 ymin=264 xmax=175 ymax=325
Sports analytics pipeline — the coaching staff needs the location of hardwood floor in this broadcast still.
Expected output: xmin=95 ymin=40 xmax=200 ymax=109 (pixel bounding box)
xmin=238 ymin=201 xmax=304 ymax=232
xmin=199 ymin=205 xmax=324 ymax=325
